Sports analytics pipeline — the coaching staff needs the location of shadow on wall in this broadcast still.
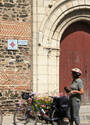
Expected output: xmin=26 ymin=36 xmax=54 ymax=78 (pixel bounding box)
xmin=61 ymin=21 xmax=90 ymax=42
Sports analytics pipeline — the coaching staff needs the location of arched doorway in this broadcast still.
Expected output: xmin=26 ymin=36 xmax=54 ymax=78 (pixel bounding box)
xmin=60 ymin=21 xmax=90 ymax=102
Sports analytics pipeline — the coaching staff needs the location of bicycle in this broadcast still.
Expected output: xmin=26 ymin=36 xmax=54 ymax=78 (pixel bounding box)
xmin=13 ymin=92 xmax=69 ymax=125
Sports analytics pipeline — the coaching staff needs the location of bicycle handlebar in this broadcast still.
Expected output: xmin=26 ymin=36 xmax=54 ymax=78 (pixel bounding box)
xmin=21 ymin=92 xmax=36 ymax=100
xmin=49 ymin=96 xmax=57 ymax=99
xmin=29 ymin=93 xmax=35 ymax=97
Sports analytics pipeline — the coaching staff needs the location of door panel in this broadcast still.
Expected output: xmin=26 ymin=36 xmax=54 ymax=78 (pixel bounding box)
xmin=60 ymin=21 xmax=90 ymax=102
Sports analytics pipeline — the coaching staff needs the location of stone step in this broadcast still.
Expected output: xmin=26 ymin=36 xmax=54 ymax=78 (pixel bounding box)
xmin=80 ymin=105 xmax=90 ymax=121
xmin=80 ymin=113 xmax=90 ymax=120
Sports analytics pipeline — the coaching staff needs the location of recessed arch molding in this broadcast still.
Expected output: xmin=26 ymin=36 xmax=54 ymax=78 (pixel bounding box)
xmin=40 ymin=4 xmax=90 ymax=50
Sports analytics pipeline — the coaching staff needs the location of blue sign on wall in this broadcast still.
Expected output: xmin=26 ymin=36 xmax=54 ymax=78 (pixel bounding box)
xmin=18 ymin=40 xmax=28 ymax=46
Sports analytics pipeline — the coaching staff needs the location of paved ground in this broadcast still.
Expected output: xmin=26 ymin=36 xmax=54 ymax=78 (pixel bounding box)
xmin=1 ymin=111 xmax=90 ymax=125
xmin=2 ymin=112 xmax=14 ymax=125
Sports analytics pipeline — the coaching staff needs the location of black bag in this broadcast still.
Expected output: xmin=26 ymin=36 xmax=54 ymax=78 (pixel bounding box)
xmin=55 ymin=96 xmax=69 ymax=112
xmin=21 ymin=92 xmax=30 ymax=100
xmin=64 ymin=86 xmax=71 ymax=93
xmin=53 ymin=96 xmax=69 ymax=118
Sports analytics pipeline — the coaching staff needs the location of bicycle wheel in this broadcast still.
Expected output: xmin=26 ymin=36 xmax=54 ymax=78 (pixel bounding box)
xmin=25 ymin=110 xmax=37 ymax=125
xmin=14 ymin=109 xmax=27 ymax=125
xmin=0 ymin=111 xmax=2 ymax=125
xmin=35 ymin=116 xmax=47 ymax=125
xmin=50 ymin=110 xmax=60 ymax=125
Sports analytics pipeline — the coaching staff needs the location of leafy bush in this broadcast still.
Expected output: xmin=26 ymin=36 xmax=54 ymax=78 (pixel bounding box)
xmin=36 ymin=96 xmax=51 ymax=104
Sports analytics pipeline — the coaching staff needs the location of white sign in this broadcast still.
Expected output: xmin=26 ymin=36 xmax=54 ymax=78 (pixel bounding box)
xmin=18 ymin=40 xmax=28 ymax=46
xmin=8 ymin=40 xmax=18 ymax=50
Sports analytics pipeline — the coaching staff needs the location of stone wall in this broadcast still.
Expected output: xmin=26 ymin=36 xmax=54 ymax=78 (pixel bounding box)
xmin=0 ymin=0 xmax=32 ymax=95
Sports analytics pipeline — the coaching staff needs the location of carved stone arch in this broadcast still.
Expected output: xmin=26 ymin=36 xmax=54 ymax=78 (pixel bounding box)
xmin=40 ymin=4 xmax=90 ymax=49
xmin=40 ymin=0 xmax=70 ymax=32
xmin=55 ymin=8 xmax=90 ymax=43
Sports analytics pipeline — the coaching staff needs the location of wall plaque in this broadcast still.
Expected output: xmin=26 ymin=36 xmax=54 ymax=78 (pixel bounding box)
xmin=8 ymin=40 xmax=18 ymax=50
xmin=18 ymin=40 xmax=28 ymax=46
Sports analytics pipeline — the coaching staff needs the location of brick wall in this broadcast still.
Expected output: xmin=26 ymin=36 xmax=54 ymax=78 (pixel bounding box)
xmin=0 ymin=0 xmax=32 ymax=94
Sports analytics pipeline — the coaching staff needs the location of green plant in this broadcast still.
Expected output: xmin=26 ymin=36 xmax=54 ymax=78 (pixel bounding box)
xmin=34 ymin=96 xmax=52 ymax=111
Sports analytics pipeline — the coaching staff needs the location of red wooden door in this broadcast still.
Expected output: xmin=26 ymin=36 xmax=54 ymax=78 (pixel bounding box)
xmin=60 ymin=21 xmax=90 ymax=102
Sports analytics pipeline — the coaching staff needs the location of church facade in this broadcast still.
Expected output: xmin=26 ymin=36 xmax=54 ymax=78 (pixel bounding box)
xmin=0 ymin=0 xmax=90 ymax=102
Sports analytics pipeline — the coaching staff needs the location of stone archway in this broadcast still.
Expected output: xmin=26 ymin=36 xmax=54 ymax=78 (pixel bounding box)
xmin=35 ymin=0 xmax=90 ymax=95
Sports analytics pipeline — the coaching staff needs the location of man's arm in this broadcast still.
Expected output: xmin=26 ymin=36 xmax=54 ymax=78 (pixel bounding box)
xmin=70 ymin=88 xmax=84 ymax=95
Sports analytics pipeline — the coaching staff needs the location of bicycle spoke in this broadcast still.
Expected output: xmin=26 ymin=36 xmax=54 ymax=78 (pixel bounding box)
xmin=35 ymin=116 xmax=45 ymax=125
xmin=25 ymin=110 xmax=37 ymax=125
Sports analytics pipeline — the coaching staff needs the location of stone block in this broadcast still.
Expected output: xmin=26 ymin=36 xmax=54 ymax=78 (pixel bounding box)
xmin=85 ymin=0 xmax=90 ymax=4
xmin=78 ymin=0 xmax=85 ymax=5
xmin=72 ymin=0 xmax=78 ymax=6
